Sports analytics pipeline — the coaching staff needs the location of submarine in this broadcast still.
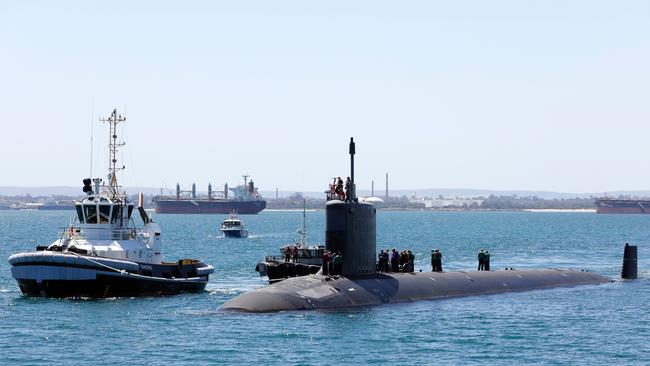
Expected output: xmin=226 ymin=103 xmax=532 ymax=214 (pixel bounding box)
xmin=221 ymin=138 xmax=614 ymax=313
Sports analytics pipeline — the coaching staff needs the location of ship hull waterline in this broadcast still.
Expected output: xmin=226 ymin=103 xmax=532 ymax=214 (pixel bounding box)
xmin=595 ymin=199 xmax=650 ymax=214
xmin=11 ymin=264 xmax=209 ymax=298
xmin=221 ymin=269 xmax=610 ymax=313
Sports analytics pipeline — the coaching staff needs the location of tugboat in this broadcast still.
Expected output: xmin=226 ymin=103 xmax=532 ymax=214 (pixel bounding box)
xmin=7 ymin=109 xmax=214 ymax=298
xmin=221 ymin=212 xmax=248 ymax=238
xmin=255 ymin=200 xmax=322 ymax=283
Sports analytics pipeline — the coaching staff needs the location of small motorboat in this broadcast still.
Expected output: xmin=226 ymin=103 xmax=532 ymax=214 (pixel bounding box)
xmin=8 ymin=109 xmax=214 ymax=298
xmin=221 ymin=213 xmax=248 ymax=238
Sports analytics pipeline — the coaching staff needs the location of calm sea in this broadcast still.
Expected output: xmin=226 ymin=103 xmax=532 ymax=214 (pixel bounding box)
xmin=1 ymin=210 xmax=649 ymax=365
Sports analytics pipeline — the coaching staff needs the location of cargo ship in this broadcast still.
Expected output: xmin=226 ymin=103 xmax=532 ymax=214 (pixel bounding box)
xmin=595 ymin=198 xmax=650 ymax=214
xmin=153 ymin=175 xmax=266 ymax=214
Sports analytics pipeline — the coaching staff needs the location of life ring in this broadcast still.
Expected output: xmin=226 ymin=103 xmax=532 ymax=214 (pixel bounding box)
xmin=130 ymin=229 xmax=137 ymax=239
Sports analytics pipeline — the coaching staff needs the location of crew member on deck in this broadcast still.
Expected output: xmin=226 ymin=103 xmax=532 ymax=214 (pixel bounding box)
xmin=284 ymin=246 xmax=291 ymax=263
xmin=332 ymin=251 xmax=343 ymax=275
xmin=345 ymin=177 xmax=351 ymax=202
xmin=336 ymin=177 xmax=344 ymax=200
xmin=434 ymin=249 xmax=442 ymax=272
xmin=407 ymin=250 xmax=415 ymax=272
xmin=478 ymin=250 xmax=485 ymax=271
xmin=291 ymin=246 xmax=298 ymax=263
xmin=391 ymin=249 xmax=399 ymax=272
xmin=485 ymin=250 xmax=490 ymax=271
xmin=322 ymin=250 xmax=331 ymax=276
xmin=431 ymin=250 xmax=436 ymax=272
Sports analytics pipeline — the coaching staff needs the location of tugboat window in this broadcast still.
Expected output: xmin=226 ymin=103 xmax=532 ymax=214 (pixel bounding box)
xmin=84 ymin=205 xmax=98 ymax=224
xmin=75 ymin=205 xmax=85 ymax=223
xmin=99 ymin=205 xmax=111 ymax=224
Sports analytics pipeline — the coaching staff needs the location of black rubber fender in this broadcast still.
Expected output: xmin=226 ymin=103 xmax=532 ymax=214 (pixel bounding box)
xmin=256 ymin=262 xmax=268 ymax=277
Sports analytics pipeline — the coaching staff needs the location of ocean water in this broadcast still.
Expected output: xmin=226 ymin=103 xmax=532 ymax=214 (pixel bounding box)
xmin=1 ymin=210 xmax=649 ymax=365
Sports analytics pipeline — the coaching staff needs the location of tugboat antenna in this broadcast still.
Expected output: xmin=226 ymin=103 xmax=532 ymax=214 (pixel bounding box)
xmin=349 ymin=137 xmax=356 ymax=202
xmin=99 ymin=109 xmax=126 ymax=198
xmin=301 ymin=198 xmax=307 ymax=246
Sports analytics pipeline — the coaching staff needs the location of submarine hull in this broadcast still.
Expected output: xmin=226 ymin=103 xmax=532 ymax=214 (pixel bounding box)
xmin=220 ymin=269 xmax=609 ymax=312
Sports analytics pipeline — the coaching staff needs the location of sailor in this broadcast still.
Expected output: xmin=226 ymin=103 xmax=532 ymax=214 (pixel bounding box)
xmin=391 ymin=249 xmax=399 ymax=272
xmin=336 ymin=177 xmax=344 ymax=200
xmin=478 ymin=250 xmax=485 ymax=271
xmin=344 ymin=177 xmax=352 ymax=202
xmin=322 ymin=250 xmax=331 ymax=276
xmin=377 ymin=251 xmax=384 ymax=273
xmin=384 ymin=249 xmax=391 ymax=272
xmin=328 ymin=178 xmax=336 ymax=200
xmin=408 ymin=250 xmax=415 ymax=272
xmin=332 ymin=251 xmax=343 ymax=275
xmin=431 ymin=250 xmax=436 ymax=272
xmin=291 ymin=246 xmax=299 ymax=263
xmin=485 ymin=250 xmax=490 ymax=271
xmin=284 ymin=246 xmax=291 ymax=263
xmin=434 ymin=249 xmax=442 ymax=272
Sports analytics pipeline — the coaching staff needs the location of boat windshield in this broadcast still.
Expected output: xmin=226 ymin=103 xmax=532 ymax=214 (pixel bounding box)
xmin=99 ymin=204 xmax=111 ymax=224
xmin=84 ymin=204 xmax=98 ymax=224
xmin=75 ymin=205 xmax=84 ymax=223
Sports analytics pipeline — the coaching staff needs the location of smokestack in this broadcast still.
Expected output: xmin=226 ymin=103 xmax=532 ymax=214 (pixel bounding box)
xmin=276 ymin=187 xmax=279 ymax=200
xmin=176 ymin=183 xmax=180 ymax=200
xmin=371 ymin=180 xmax=374 ymax=197
xmin=192 ymin=183 xmax=196 ymax=199
xmin=208 ymin=183 xmax=212 ymax=200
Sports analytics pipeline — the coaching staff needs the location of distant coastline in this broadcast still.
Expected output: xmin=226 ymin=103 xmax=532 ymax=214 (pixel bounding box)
xmin=2 ymin=188 xmax=648 ymax=212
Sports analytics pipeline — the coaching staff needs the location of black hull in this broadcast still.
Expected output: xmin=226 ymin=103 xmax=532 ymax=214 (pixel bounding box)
xmin=256 ymin=261 xmax=321 ymax=283
xmin=15 ymin=272 xmax=208 ymax=298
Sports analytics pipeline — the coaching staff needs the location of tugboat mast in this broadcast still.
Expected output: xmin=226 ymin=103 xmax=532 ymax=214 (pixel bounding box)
xmin=300 ymin=198 xmax=307 ymax=246
xmin=99 ymin=109 xmax=126 ymax=199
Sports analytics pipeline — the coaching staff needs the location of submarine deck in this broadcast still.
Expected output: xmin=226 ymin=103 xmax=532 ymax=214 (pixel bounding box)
xmin=220 ymin=269 xmax=609 ymax=313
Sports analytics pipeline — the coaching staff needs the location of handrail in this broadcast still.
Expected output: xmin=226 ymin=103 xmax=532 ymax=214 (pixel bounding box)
xmin=57 ymin=226 xmax=143 ymax=241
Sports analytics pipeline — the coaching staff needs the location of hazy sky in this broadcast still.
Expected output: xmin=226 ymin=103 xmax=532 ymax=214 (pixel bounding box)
xmin=1 ymin=1 xmax=649 ymax=194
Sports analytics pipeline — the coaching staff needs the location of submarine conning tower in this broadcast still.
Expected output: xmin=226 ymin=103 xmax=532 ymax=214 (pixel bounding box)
xmin=325 ymin=137 xmax=377 ymax=276
xmin=326 ymin=200 xmax=376 ymax=275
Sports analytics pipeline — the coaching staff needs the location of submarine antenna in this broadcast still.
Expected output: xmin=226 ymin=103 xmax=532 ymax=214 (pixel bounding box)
xmin=349 ymin=137 xmax=356 ymax=202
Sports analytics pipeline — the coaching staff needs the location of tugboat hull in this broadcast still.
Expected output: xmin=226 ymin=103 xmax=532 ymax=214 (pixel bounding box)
xmin=13 ymin=271 xmax=208 ymax=298
xmin=9 ymin=252 xmax=213 ymax=298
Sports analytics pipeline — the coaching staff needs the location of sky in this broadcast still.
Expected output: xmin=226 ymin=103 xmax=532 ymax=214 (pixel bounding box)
xmin=1 ymin=1 xmax=649 ymax=194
